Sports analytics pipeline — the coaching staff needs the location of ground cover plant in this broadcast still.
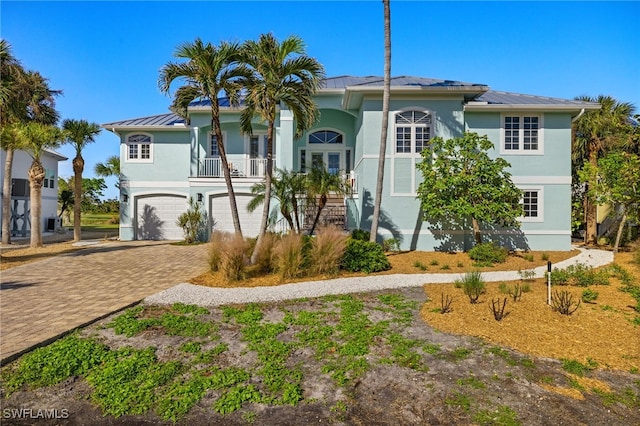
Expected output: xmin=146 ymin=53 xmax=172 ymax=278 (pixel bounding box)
xmin=2 ymin=284 xmax=639 ymax=425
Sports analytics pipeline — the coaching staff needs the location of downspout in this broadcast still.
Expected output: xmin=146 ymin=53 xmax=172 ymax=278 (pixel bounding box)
xmin=571 ymin=108 xmax=585 ymax=123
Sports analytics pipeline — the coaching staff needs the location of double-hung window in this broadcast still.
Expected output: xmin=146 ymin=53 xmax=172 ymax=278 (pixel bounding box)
xmin=502 ymin=115 xmax=543 ymax=154
xmin=395 ymin=110 xmax=431 ymax=155
xmin=126 ymin=134 xmax=152 ymax=162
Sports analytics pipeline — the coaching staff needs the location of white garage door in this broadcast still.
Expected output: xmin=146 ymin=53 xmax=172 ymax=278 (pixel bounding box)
xmin=136 ymin=195 xmax=187 ymax=240
xmin=211 ymin=194 xmax=261 ymax=237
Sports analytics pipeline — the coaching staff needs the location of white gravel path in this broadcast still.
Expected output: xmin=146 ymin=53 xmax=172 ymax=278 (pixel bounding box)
xmin=144 ymin=246 xmax=614 ymax=307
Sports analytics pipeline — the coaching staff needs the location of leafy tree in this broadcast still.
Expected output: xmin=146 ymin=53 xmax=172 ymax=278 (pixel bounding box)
xmin=572 ymin=95 xmax=636 ymax=244
xmin=238 ymin=33 xmax=325 ymax=262
xmin=579 ymin=152 xmax=640 ymax=252
xmin=159 ymin=38 xmax=247 ymax=236
xmin=18 ymin=122 xmax=65 ymax=247
xmin=94 ymin=155 xmax=121 ymax=188
xmin=305 ymin=165 xmax=348 ymax=236
xmin=80 ymin=178 xmax=107 ymax=212
xmin=416 ymin=132 xmax=523 ymax=246
xmin=370 ymin=0 xmax=392 ymax=244
xmin=63 ymin=119 xmax=101 ymax=241
xmin=1 ymin=40 xmax=61 ymax=244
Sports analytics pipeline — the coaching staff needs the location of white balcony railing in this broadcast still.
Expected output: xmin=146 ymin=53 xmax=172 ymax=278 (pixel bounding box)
xmin=197 ymin=157 xmax=271 ymax=178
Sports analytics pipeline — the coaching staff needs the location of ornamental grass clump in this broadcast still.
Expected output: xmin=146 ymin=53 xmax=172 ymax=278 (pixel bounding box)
xmin=309 ymin=225 xmax=348 ymax=276
xmin=276 ymin=232 xmax=307 ymax=280
xmin=252 ymin=232 xmax=279 ymax=274
xmin=220 ymin=234 xmax=249 ymax=282
xmin=208 ymin=231 xmax=232 ymax=272
xmin=456 ymin=271 xmax=485 ymax=304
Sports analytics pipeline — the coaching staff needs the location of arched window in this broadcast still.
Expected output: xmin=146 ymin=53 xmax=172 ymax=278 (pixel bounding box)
xmin=309 ymin=130 xmax=343 ymax=144
xmin=394 ymin=110 xmax=431 ymax=154
xmin=126 ymin=134 xmax=152 ymax=162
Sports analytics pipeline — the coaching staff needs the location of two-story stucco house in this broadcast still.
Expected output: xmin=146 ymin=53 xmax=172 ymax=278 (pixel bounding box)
xmin=102 ymin=76 xmax=599 ymax=251
xmin=1 ymin=148 xmax=67 ymax=238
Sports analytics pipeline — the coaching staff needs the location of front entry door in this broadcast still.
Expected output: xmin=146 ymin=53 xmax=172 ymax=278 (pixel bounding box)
xmin=310 ymin=151 xmax=341 ymax=175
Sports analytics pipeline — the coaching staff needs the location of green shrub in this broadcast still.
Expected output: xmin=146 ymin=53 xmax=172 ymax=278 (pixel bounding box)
xmin=550 ymin=268 xmax=571 ymax=285
xmin=277 ymin=232 xmax=308 ymax=280
xmin=456 ymin=271 xmax=485 ymax=304
xmin=582 ymin=289 xmax=599 ymax=303
xmin=176 ymin=197 xmax=207 ymax=244
xmin=309 ymin=225 xmax=348 ymax=276
xmin=468 ymin=242 xmax=508 ymax=264
xmin=541 ymin=252 xmax=550 ymax=261
xmin=341 ymin=239 xmax=390 ymax=273
xmin=382 ymin=238 xmax=400 ymax=253
xmin=350 ymin=229 xmax=370 ymax=241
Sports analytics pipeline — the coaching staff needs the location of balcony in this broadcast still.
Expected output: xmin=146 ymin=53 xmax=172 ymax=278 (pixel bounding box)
xmin=197 ymin=157 xmax=271 ymax=178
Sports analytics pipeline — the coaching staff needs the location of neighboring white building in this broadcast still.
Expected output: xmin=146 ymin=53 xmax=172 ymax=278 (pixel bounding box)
xmin=0 ymin=148 xmax=67 ymax=239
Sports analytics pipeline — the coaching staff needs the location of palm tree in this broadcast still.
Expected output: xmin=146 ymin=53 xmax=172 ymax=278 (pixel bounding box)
xmin=62 ymin=119 xmax=101 ymax=242
xmin=306 ymin=165 xmax=348 ymax=235
xmin=247 ymin=168 xmax=306 ymax=233
xmin=159 ymin=38 xmax=247 ymax=237
xmin=18 ymin=122 xmax=65 ymax=247
xmin=1 ymin=40 xmax=60 ymax=244
xmin=94 ymin=155 xmax=121 ymax=188
xmin=573 ymin=95 xmax=635 ymax=244
xmin=239 ymin=33 xmax=325 ymax=262
xmin=370 ymin=0 xmax=392 ymax=244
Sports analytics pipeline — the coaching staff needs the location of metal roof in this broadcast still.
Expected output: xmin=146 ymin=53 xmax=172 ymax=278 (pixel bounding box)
xmin=321 ymin=75 xmax=486 ymax=89
xmin=102 ymin=112 xmax=185 ymax=127
xmin=476 ymin=90 xmax=599 ymax=106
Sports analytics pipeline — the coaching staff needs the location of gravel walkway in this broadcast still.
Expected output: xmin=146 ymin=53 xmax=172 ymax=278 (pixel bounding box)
xmin=145 ymin=247 xmax=614 ymax=307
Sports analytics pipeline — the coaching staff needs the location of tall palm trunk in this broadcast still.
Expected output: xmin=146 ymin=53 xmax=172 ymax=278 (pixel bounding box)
xmin=370 ymin=0 xmax=391 ymax=243
xmin=212 ymin=111 xmax=242 ymax=237
xmin=2 ymin=148 xmax=14 ymax=244
xmin=309 ymin=195 xmax=328 ymax=236
xmin=28 ymin=160 xmax=45 ymax=248
xmin=73 ymin=155 xmax=84 ymax=241
xmin=251 ymin=109 xmax=275 ymax=264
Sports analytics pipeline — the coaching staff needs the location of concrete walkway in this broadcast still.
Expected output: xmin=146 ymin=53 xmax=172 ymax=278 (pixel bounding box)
xmin=0 ymin=240 xmax=208 ymax=364
xmin=146 ymin=247 xmax=614 ymax=307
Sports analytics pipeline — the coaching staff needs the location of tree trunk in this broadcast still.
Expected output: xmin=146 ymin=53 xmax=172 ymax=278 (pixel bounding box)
xmin=28 ymin=160 xmax=45 ymax=248
xmin=212 ymin=107 xmax=242 ymax=238
xmin=73 ymin=155 xmax=84 ymax=242
xmin=471 ymin=217 xmax=482 ymax=246
xmin=370 ymin=0 xmax=391 ymax=244
xmin=309 ymin=195 xmax=327 ymax=236
xmin=584 ymin=143 xmax=599 ymax=244
xmin=251 ymin=115 xmax=275 ymax=264
xmin=613 ymin=207 xmax=627 ymax=254
xmin=2 ymin=148 xmax=14 ymax=244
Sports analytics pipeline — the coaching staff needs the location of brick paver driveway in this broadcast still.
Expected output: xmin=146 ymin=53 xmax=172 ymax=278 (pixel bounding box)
xmin=0 ymin=240 xmax=208 ymax=364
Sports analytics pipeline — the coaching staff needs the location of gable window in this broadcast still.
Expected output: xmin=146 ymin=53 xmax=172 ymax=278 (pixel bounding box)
xmin=126 ymin=134 xmax=152 ymax=162
xmin=395 ymin=110 xmax=431 ymax=154
xmin=502 ymin=115 xmax=543 ymax=154
xmin=210 ymin=133 xmax=220 ymax=157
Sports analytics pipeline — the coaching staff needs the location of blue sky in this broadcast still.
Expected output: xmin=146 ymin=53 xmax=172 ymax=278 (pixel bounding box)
xmin=2 ymin=1 xmax=639 ymax=200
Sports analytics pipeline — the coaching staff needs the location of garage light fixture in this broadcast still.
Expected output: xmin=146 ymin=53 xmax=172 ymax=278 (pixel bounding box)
xmin=197 ymin=193 xmax=203 ymax=202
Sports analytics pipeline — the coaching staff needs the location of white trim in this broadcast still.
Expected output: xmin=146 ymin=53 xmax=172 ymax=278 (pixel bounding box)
xmin=127 ymin=181 xmax=190 ymax=188
xmin=125 ymin=132 xmax=154 ymax=163
xmin=464 ymin=104 xmax=600 ymax=112
xmin=499 ymin=113 xmax=544 ymax=155
xmin=376 ymin=228 xmax=570 ymax=236
xmin=511 ymin=176 xmax=571 ymax=185
xmin=518 ymin=185 xmax=544 ymax=223
xmin=245 ymin=132 xmax=268 ymax=158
